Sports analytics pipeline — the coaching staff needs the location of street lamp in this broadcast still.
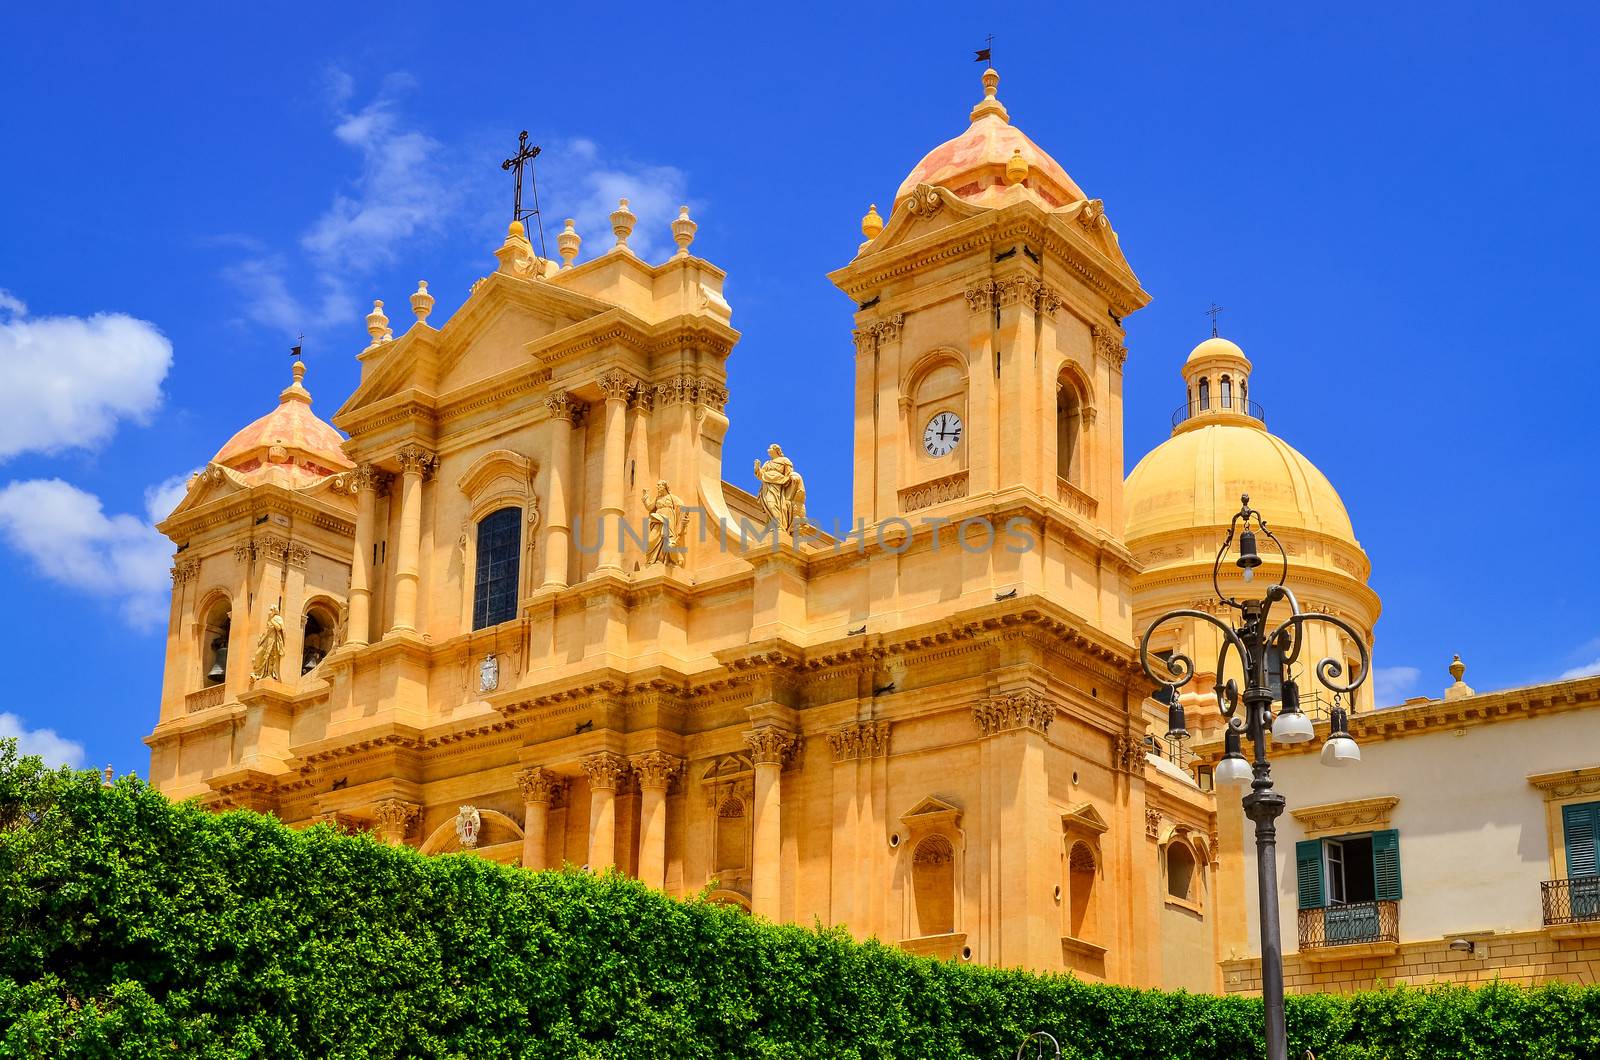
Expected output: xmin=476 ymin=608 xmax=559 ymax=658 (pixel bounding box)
xmin=1137 ymin=494 xmax=1369 ymax=1060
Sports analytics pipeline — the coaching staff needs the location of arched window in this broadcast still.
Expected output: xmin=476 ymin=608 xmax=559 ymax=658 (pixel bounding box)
xmin=1068 ymin=841 xmax=1098 ymax=939
xmin=1220 ymin=375 xmax=1233 ymax=410
xmin=715 ymin=795 xmax=749 ymax=872
xmin=301 ymin=603 xmax=338 ymax=675
xmin=472 ymin=507 xmax=522 ymax=629
xmin=911 ymin=834 xmax=956 ymax=936
xmin=1198 ymin=378 xmax=1211 ymax=411
xmin=1167 ymin=842 xmax=1198 ymax=901
xmin=200 ymin=596 xmax=231 ymax=687
xmin=1056 ymin=380 xmax=1083 ymax=482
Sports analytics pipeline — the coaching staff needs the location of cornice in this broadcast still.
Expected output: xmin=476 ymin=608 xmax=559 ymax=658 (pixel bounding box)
xmin=1527 ymin=764 xmax=1600 ymax=800
xmin=1290 ymin=796 xmax=1399 ymax=839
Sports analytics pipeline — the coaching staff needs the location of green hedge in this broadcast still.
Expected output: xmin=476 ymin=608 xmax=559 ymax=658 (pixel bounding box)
xmin=1 ymin=741 xmax=1596 ymax=1059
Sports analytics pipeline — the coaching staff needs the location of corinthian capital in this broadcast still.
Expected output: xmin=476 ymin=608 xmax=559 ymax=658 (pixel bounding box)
xmin=973 ymin=689 xmax=1056 ymax=736
xmin=371 ymin=798 xmax=419 ymax=843
xmin=745 ymin=727 xmax=800 ymax=767
xmin=597 ymin=369 xmax=639 ymax=403
xmin=630 ymin=751 xmax=684 ymax=791
xmin=546 ymin=390 xmax=589 ymax=426
xmin=395 ymin=444 xmax=436 ymax=477
xmin=516 ymin=767 xmax=567 ymax=806
xmin=581 ymin=751 xmax=629 ymax=792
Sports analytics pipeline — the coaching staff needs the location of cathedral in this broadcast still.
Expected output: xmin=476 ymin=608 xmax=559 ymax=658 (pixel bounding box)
xmin=147 ymin=67 xmax=1385 ymax=993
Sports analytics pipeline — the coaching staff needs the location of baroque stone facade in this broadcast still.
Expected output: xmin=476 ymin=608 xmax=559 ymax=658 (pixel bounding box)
xmin=148 ymin=67 xmax=1223 ymax=990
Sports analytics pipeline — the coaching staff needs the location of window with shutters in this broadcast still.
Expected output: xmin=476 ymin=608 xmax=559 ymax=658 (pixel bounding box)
xmin=1556 ymin=802 xmax=1600 ymax=923
xmin=1295 ymin=830 xmax=1402 ymax=949
xmin=472 ymin=507 xmax=522 ymax=630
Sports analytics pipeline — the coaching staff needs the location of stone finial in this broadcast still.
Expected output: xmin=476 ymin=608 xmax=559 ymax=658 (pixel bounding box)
xmin=671 ymin=205 xmax=697 ymax=257
xmin=970 ymin=66 xmax=1009 ymax=124
xmin=1444 ymin=653 xmax=1475 ymax=701
xmin=1004 ymin=148 xmax=1029 ymax=185
xmin=280 ymin=359 xmax=311 ymax=405
xmin=102 ymin=764 xmax=114 ymax=787
xmin=365 ymin=299 xmax=388 ymax=342
xmin=610 ymin=198 xmax=637 ymax=252
xmin=410 ymin=280 xmax=433 ymax=323
xmin=507 ymin=219 xmax=527 ymax=242
xmin=861 ymin=203 xmax=884 ymax=241
xmin=557 ymin=218 xmax=581 ymax=267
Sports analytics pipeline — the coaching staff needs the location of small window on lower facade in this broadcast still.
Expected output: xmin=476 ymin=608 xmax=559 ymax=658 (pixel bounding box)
xmin=1295 ymin=830 xmax=1401 ymax=948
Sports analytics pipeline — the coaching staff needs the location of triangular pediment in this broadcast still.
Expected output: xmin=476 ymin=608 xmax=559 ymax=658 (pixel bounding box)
xmin=1061 ymin=802 xmax=1109 ymax=835
xmin=160 ymin=464 xmax=248 ymax=527
xmin=855 ymin=184 xmax=990 ymax=261
xmin=900 ymin=795 xmax=962 ymax=830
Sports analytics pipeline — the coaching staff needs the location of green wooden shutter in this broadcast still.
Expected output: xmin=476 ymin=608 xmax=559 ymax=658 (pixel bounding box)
xmin=1295 ymin=839 xmax=1324 ymax=909
xmin=1373 ymin=829 xmax=1403 ymax=901
xmin=1563 ymin=803 xmax=1599 ymax=878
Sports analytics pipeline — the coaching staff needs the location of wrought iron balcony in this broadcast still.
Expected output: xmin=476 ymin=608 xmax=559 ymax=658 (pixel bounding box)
xmin=1297 ymin=900 xmax=1400 ymax=950
xmin=1541 ymin=877 xmax=1600 ymax=926
xmin=1171 ymin=396 xmax=1266 ymax=428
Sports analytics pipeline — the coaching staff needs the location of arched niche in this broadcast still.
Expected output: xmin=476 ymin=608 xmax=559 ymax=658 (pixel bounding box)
xmin=1054 ymin=362 xmax=1096 ymax=486
xmin=902 ymin=349 xmax=969 ymax=469
xmin=197 ymin=591 xmax=233 ymax=689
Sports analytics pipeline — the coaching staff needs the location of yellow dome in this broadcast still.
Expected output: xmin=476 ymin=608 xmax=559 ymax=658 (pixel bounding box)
xmin=1125 ymin=421 xmax=1356 ymax=545
xmin=1185 ymin=336 xmax=1248 ymax=367
xmin=896 ymin=68 xmax=1087 ymax=211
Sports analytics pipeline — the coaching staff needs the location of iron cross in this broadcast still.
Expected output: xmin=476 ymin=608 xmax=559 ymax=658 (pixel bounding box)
xmin=1205 ymin=303 xmax=1226 ymax=337
xmin=501 ymin=131 xmax=541 ymax=222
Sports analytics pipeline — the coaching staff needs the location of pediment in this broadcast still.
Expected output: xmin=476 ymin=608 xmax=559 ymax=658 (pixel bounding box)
xmin=160 ymin=464 xmax=249 ymax=525
xmin=900 ymin=794 xmax=963 ymax=831
xmin=856 ymin=184 xmax=989 ymax=260
xmin=1061 ymin=802 xmax=1110 ymax=836
xmin=701 ymin=752 xmax=754 ymax=782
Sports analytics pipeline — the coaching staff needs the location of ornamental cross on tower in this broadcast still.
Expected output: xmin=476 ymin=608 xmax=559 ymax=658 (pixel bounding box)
xmin=501 ymin=130 xmax=547 ymax=257
xmin=974 ymin=34 xmax=994 ymax=64
xmin=1205 ymin=303 xmax=1226 ymax=337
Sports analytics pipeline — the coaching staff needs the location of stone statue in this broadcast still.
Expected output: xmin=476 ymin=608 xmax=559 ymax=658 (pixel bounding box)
xmin=642 ymin=480 xmax=689 ymax=566
xmin=754 ymin=444 xmax=807 ymax=534
xmin=250 ymin=604 xmax=285 ymax=682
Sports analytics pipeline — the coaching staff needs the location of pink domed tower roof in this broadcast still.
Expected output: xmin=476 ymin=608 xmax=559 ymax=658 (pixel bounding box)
xmin=211 ymin=362 xmax=353 ymax=487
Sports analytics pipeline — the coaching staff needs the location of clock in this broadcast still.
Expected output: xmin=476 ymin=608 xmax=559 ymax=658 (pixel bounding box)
xmin=922 ymin=411 xmax=963 ymax=457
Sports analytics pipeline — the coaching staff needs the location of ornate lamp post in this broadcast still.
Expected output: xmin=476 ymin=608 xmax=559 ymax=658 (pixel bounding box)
xmin=1138 ymin=495 xmax=1369 ymax=1060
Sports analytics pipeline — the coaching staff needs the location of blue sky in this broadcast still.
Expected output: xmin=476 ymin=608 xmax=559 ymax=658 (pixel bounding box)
xmin=1 ymin=3 xmax=1596 ymax=774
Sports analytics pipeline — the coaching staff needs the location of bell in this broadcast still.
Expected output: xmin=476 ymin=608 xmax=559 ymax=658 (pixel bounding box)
xmin=206 ymin=638 xmax=227 ymax=684
xmin=1236 ymin=528 xmax=1263 ymax=582
xmin=206 ymin=658 xmax=225 ymax=683
xmin=1166 ymin=700 xmax=1190 ymax=742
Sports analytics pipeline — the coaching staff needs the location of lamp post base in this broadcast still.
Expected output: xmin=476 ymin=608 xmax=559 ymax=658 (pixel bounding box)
xmin=1243 ymin=786 xmax=1289 ymax=1060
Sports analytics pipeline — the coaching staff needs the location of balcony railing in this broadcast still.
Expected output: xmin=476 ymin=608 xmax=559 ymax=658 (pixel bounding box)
xmin=1298 ymin=900 xmax=1400 ymax=950
xmin=1171 ymin=396 xmax=1266 ymax=428
xmin=1542 ymin=877 xmax=1600 ymax=926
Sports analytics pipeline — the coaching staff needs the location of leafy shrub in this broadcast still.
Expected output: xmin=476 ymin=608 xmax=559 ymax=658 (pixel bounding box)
xmin=1 ymin=740 xmax=1596 ymax=1059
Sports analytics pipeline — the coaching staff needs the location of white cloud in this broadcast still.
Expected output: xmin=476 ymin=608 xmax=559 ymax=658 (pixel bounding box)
xmin=0 ymin=478 xmax=174 ymax=629
xmin=144 ymin=468 xmax=199 ymax=525
xmin=0 ymin=712 xmax=86 ymax=768
xmin=539 ymin=138 xmax=691 ymax=263
xmin=1560 ymin=657 xmax=1600 ymax=680
xmin=0 ymin=290 xmax=172 ymax=461
xmin=1372 ymin=665 xmax=1421 ymax=706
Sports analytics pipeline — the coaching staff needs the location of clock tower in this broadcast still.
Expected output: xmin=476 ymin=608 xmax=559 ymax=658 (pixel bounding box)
xmin=828 ymin=67 xmax=1149 ymax=556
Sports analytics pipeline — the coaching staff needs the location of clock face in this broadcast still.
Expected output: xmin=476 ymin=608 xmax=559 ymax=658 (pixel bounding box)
xmin=922 ymin=411 xmax=963 ymax=457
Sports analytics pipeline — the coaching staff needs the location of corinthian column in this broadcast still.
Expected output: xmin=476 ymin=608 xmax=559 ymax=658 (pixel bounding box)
xmin=346 ymin=464 xmax=379 ymax=646
xmin=542 ymin=393 xmax=585 ymax=590
xmin=389 ymin=445 xmax=434 ymax=634
xmin=745 ymin=728 xmax=798 ymax=920
xmin=372 ymin=798 xmax=419 ymax=846
xmin=631 ymin=751 xmax=682 ymax=890
xmin=516 ymin=768 xmax=566 ymax=871
xmin=582 ymin=752 xmax=628 ymax=871
xmin=595 ymin=370 xmax=635 ymax=572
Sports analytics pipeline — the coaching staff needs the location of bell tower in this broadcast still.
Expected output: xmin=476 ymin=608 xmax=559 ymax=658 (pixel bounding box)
xmin=828 ymin=67 xmax=1150 ymax=540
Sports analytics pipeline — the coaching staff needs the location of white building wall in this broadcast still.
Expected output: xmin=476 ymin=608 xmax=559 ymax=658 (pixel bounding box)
xmin=1237 ymin=709 xmax=1599 ymax=954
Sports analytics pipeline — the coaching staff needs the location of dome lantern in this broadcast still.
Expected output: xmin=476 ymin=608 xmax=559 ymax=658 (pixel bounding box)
xmin=1176 ymin=335 xmax=1256 ymax=432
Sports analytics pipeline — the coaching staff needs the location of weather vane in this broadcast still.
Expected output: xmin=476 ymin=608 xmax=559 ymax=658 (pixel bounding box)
xmin=290 ymin=334 xmax=304 ymax=360
xmin=974 ymin=34 xmax=994 ymax=65
xmin=501 ymin=130 xmax=548 ymax=259
xmin=1205 ymin=303 xmax=1225 ymax=337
